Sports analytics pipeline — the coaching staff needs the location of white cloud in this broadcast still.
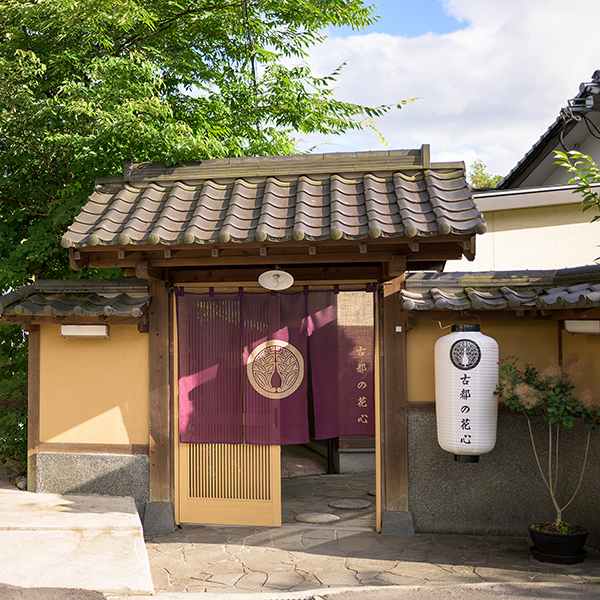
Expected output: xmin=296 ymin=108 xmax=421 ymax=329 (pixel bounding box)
xmin=301 ymin=0 xmax=600 ymax=178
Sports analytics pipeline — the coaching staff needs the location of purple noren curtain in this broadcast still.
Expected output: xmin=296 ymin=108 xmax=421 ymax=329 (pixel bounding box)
xmin=308 ymin=290 xmax=376 ymax=439
xmin=177 ymin=292 xmax=244 ymax=444
xmin=243 ymin=292 xmax=309 ymax=445
xmin=178 ymin=288 xmax=374 ymax=445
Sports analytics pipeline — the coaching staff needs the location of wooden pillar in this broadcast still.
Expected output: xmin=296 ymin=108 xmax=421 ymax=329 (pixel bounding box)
xmin=148 ymin=280 xmax=172 ymax=503
xmin=26 ymin=325 xmax=40 ymax=492
xmin=380 ymin=291 xmax=409 ymax=512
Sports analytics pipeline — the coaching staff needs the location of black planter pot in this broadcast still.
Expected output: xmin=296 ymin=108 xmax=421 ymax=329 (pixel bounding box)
xmin=529 ymin=525 xmax=589 ymax=564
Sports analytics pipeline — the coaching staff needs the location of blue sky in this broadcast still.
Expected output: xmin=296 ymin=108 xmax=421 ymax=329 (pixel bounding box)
xmin=302 ymin=0 xmax=600 ymax=178
xmin=334 ymin=0 xmax=464 ymax=38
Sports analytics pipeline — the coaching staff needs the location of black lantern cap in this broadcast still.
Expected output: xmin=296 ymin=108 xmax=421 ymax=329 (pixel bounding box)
xmin=451 ymin=324 xmax=480 ymax=332
xmin=454 ymin=454 xmax=480 ymax=463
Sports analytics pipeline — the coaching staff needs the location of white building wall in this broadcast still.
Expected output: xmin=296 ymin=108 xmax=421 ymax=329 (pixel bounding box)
xmin=446 ymin=202 xmax=600 ymax=272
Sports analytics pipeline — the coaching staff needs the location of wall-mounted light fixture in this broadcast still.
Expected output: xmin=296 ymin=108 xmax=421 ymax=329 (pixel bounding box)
xmin=258 ymin=269 xmax=294 ymax=291
xmin=565 ymin=320 xmax=600 ymax=334
xmin=60 ymin=324 xmax=110 ymax=338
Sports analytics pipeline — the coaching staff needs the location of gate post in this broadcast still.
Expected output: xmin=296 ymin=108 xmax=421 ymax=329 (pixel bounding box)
xmin=144 ymin=279 xmax=175 ymax=534
xmin=380 ymin=289 xmax=414 ymax=534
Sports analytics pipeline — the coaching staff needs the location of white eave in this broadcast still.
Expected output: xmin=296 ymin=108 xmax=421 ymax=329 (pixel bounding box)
xmin=473 ymin=182 xmax=600 ymax=212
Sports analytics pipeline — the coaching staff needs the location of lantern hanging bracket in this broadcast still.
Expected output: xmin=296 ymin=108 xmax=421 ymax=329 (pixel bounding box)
xmin=450 ymin=312 xmax=482 ymax=326
xmin=438 ymin=312 xmax=482 ymax=330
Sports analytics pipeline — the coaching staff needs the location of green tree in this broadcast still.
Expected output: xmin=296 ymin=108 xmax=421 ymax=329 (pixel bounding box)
xmin=0 ymin=0 xmax=411 ymax=290
xmin=468 ymin=159 xmax=503 ymax=189
xmin=554 ymin=150 xmax=600 ymax=221
xmin=0 ymin=1 xmax=414 ymax=405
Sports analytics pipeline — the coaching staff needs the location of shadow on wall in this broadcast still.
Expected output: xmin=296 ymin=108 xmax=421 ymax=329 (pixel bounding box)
xmin=34 ymin=453 xmax=149 ymax=518
xmin=408 ymin=413 xmax=600 ymax=549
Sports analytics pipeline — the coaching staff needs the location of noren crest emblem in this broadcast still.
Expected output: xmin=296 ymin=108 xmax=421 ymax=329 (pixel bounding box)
xmin=246 ymin=340 xmax=304 ymax=399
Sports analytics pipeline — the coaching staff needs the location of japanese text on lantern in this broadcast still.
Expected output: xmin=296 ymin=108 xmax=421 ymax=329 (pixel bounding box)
xmin=459 ymin=373 xmax=472 ymax=445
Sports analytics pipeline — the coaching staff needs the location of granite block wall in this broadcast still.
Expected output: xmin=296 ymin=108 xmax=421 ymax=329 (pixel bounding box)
xmin=35 ymin=453 xmax=149 ymax=517
xmin=408 ymin=413 xmax=600 ymax=548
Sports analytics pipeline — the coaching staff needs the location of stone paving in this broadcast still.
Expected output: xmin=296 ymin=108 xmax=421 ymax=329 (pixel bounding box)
xmin=282 ymin=472 xmax=376 ymax=528
xmin=146 ymin=469 xmax=600 ymax=594
xmin=145 ymin=526 xmax=600 ymax=594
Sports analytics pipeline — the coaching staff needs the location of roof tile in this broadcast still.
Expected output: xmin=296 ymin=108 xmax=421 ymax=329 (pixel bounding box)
xmin=0 ymin=280 xmax=150 ymax=319
xmin=402 ymin=266 xmax=600 ymax=311
xmin=61 ymin=150 xmax=484 ymax=248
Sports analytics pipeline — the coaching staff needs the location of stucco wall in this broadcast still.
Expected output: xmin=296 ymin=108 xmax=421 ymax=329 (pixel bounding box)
xmin=446 ymin=203 xmax=600 ymax=272
xmin=407 ymin=320 xmax=560 ymax=404
xmin=39 ymin=324 xmax=149 ymax=445
xmin=562 ymin=329 xmax=600 ymax=393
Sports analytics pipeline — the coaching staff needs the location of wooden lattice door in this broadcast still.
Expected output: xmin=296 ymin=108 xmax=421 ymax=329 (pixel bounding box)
xmin=178 ymin=441 xmax=281 ymax=526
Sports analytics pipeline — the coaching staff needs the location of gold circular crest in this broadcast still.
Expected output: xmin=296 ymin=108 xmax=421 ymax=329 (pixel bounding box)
xmin=246 ymin=340 xmax=304 ymax=399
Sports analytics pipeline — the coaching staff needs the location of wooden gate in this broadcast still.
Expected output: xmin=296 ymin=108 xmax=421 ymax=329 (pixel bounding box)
xmin=178 ymin=441 xmax=281 ymax=526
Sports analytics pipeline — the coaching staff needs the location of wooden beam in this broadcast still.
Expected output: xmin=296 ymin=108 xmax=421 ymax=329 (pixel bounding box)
xmin=408 ymin=308 xmax=600 ymax=322
xmin=170 ymin=265 xmax=384 ymax=284
xmin=382 ymin=276 xmax=405 ymax=298
xmin=406 ymin=248 xmax=463 ymax=262
xmin=409 ymin=310 xmax=546 ymax=322
xmin=1 ymin=315 xmax=144 ymax=326
xmin=148 ymin=280 xmax=172 ymax=503
xmin=462 ymin=236 xmax=476 ymax=262
xmin=388 ymin=255 xmax=407 ymax=278
xmin=135 ymin=261 xmax=165 ymax=281
xmin=551 ymin=308 xmax=600 ymax=320
xmin=92 ymin=251 xmax=399 ymax=269
xmin=90 ymin=248 xmax=465 ymax=269
xmin=380 ymin=292 xmax=409 ymax=512
xmin=25 ymin=325 xmax=40 ymax=492
xmin=69 ymin=248 xmax=89 ymax=271
xmin=76 ymin=235 xmax=474 ymax=269
xmin=38 ymin=442 xmax=149 ymax=455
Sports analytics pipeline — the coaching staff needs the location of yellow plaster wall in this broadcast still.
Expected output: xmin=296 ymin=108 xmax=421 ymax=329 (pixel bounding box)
xmin=39 ymin=325 xmax=149 ymax=445
xmin=407 ymin=320 xmax=560 ymax=403
xmin=562 ymin=330 xmax=600 ymax=397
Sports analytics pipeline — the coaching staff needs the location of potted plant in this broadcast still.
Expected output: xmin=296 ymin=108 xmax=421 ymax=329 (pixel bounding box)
xmin=495 ymin=355 xmax=600 ymax=563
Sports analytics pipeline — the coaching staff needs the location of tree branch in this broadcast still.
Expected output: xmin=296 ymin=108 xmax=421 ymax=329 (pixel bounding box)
xmin=116 ymin=2 xmax=246 ymax=54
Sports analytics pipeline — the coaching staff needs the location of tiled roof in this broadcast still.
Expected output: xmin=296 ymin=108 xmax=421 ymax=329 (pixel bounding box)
xmin=0 ymin=280 xmax=150 ymax=318
xmin=401 ymin=265 xmax=600 ymax=311
xmin=61 ymin=149 xmax=486 ymax=249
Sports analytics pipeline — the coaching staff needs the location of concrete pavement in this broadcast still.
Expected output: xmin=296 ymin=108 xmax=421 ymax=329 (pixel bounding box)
xmin=2 ymin=459 xmax=600 ymax=599
xmin=106 ymin=583 xmax=600 ymax=600
xmin=0 ymin=465 xmax=153 ymax=596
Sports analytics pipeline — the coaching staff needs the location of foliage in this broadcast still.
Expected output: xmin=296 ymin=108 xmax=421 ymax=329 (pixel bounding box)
xmin=495 ymin=355 xmax=600 ymax=530
xmin=468 ymin=159 xmax=503 ymax=189
xmin=0 ymin=0 xmax=412 ymax=291
xmin=0 ymin=405 xmax=27 ymax=478
xmin=0 ymin=1 xmax=415 ymax=423
xmin=0 ymin=324 xmax=28 ymax=404
xmin=554 ymin=150 xmax=600 ymax=221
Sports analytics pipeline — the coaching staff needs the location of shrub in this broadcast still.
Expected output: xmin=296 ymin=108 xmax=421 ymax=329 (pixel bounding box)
xmin=0 ymin=405 xmax=27 ymax=478
xmin=496 ymin=355 xmax=600 ymax=530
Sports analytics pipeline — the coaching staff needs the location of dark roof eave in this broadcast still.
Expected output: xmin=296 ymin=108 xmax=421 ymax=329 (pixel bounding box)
xmin=401 ymin=265 xmax=600 ymax=312
xmin=0 ymin=279 xmax=151 ymax=319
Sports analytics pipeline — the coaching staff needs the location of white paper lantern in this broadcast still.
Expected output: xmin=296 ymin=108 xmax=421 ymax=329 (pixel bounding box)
xmin=434 ymin=324 xmax=499 ymax=462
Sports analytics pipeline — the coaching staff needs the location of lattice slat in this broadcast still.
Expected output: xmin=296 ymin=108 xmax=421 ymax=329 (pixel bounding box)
xmin=187 ymin=443 xmax=271 ymax=500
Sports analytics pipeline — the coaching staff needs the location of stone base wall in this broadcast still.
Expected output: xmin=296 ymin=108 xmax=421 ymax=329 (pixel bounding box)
xmin=35 ymin=453 xmax=149 ymax=517
xmin=408 ymin=413 xmax=600 ymax=548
